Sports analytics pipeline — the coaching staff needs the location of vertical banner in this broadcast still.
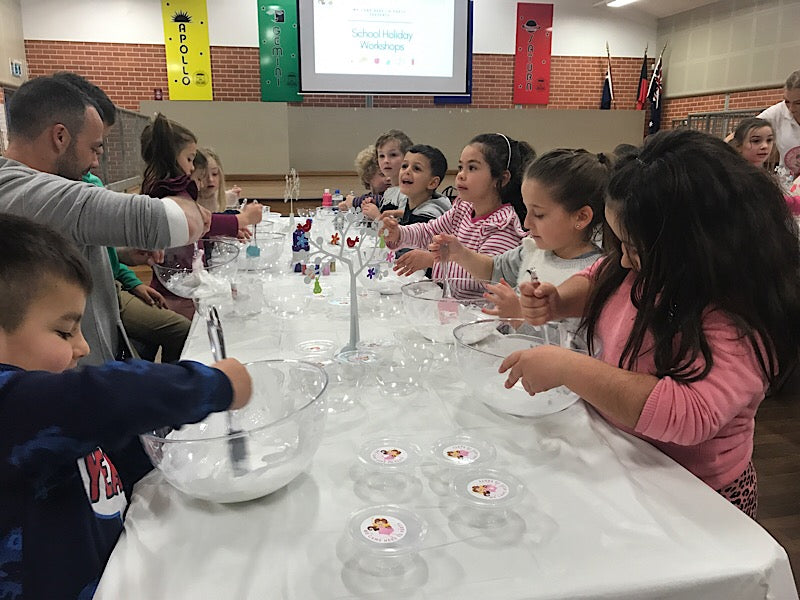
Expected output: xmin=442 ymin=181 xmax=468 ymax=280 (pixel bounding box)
xmin=258 ymin=2 xmax=303 ymax=102
xmin=512 ymin=3 xmax=552 ymax=105
xmin=161 ymin=0 xmax=213 ymax=100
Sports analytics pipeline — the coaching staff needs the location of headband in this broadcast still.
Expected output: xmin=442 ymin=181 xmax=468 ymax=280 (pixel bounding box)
xmin=496 ymin=133 xmax=512 ymax=170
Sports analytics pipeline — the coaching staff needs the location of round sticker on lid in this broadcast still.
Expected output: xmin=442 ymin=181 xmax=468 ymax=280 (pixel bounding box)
xmin=467 ymin=477 xmax=509 ymax=500
xmin=370 ymin=446 xmax=407 ymax=464
xmin=297 ymin=339 xmax=334 ymax=354
xmin=442 ymin=444 xmax=479 ymax=464
xmin=360 ymin=515 xmax=407 ymax=543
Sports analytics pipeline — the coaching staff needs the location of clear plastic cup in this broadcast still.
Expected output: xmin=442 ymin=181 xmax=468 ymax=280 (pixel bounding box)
xmin=451 ymin=468 xmax=524 ymax=529
xmin=346 ymin=505 xmax=428 ymax=576
xmin=323 ymin=350 xmax=378 ymax=415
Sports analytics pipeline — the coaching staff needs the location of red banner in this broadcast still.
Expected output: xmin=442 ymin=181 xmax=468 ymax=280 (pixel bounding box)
xmin=513 ymin=3 xmax=553 ymax=105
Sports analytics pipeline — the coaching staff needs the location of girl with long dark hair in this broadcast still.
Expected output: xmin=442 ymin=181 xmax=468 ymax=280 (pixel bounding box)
xmin=501 ymin=129 xmax=800 ymax=517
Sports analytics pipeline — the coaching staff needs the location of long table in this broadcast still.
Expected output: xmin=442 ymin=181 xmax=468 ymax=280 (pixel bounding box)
xmin=96 ymin=226 xmax=797 ymax=599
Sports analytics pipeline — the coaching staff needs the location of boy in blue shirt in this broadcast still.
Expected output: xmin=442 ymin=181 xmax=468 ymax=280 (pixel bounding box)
xmin=0 ymin=214 xmax=251 ymax=599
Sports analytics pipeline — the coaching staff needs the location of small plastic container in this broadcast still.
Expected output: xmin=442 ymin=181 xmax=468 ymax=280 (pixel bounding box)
xmin=346 ymin=505 xmax=427 ymax=576
xmin=427 ymin=434 xmax=496 ymax=495
xmin=451 ymin=468 xmax=524 ymax=529
xmin=431 ymin=434 xmax=496 ymax=470
xmin=322 ymin=188 xmax=333 ymax=207
xmin=296 ymin=339 xmax=336 ymax=358
xmin=354 ymin=437 xmax=422 ymax=501
xmin=357 ymin=437 xmax=423 ymax=472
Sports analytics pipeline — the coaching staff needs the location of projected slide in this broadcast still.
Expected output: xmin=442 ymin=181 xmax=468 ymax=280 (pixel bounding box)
xmin=313 ymin=0 xmax=454 ymax=78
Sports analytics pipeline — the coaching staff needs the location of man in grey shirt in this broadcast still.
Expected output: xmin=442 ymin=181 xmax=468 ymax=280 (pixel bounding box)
xmin=0 ymin=76 xmax=209 ymax=365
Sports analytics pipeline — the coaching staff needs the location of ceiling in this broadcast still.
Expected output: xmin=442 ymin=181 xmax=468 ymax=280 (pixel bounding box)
xmin=616 ymin=0 xmax=719 ymax=19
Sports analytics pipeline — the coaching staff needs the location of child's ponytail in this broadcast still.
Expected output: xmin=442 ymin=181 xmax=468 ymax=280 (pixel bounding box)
xmin=140 ymin=113 xmax=197 ymax=195
xmin=523 ymin=148 xmax=612 ymax=243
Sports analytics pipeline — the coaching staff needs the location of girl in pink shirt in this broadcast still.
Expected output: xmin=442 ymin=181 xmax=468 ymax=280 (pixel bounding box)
xmin=501 ymin=129 xmax=800 ymax=517
xmin=382 ymin=133 xmax=534 ymax=295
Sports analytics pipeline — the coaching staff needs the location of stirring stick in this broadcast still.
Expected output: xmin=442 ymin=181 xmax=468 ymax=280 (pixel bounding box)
xmin=440 ymin=242 xmax=452 ymax=298
xmin=527 ymin=267 xmax=550 ymax=345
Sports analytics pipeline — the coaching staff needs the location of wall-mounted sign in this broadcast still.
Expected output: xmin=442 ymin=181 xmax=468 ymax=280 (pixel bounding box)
xmin=161 ymin=0 xmax=213 ymax=100
xmin=512 ymin=3 xmax=552 ymax=105
xmin=258 ymin=1 xmax=302 ymax=103
xmin=9 ymin=60 xmax=23 ymax=79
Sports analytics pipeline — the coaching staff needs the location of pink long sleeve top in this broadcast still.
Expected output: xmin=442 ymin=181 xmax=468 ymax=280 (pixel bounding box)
xmin=577 ymin=260 xmax=768 ymax=490
xmin=388 ymin=198 xmax=526 ymax=292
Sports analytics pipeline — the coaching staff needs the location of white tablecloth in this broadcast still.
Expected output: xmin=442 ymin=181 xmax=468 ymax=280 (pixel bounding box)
xmin=96 ymin=228 xmax=798 ymax=600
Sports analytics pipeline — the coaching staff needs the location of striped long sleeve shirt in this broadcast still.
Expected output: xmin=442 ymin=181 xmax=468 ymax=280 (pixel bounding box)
xmin=389 ymin=198 xmax=526 ymax=293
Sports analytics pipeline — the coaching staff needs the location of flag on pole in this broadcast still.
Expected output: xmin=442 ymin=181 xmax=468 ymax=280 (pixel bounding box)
xmin=635 ymin=48 xmax=648 ymax=110
xmin=647 ymin=47 xmax=665 ymax=133
xmin=601 ymin=45 xmax=613 ymax=110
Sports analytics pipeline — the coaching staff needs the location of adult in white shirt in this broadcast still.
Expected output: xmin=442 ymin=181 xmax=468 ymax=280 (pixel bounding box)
xmin=758 ymin=70 xmax=800 ymax=177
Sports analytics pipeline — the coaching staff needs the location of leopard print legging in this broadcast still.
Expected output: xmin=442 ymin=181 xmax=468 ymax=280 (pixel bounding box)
xmin=717 ymin=461 xmax=757 ymax=519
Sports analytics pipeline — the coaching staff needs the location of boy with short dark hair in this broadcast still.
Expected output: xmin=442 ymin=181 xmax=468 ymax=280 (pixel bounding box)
xmin=389 ymin=144 xmax=452 ymax=276
xmin=0 ymin=214 xmax=251 ymax=598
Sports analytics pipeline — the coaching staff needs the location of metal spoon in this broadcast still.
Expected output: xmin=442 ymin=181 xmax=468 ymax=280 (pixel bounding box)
xmin=206 ymin=307 xmax=248 ymax=476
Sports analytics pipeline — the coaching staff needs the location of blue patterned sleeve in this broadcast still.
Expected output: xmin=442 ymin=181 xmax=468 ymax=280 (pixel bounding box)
xmin=0 ymin=361 xmax=232 ymax=483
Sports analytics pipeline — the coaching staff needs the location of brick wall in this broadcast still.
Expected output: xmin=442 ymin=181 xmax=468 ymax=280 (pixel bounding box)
xmin=662 ymin=88 xmax=783 ymax=128
xmin=25 ymin=39 xmax=652 ymax=112
xmin=26 ymin=40 xmax=169 ymax=109
xmin=28 ymin=39 xmax=781 ymax=134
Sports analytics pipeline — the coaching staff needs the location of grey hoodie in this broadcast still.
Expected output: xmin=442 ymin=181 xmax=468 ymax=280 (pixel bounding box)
xmin=408 ymin=194 xmax=451 ymax=220
xmin=0 ymin=157 xmax=187 ymax=366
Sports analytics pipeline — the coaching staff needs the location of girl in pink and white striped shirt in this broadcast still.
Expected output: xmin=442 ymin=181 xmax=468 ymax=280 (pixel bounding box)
xmin=383 ymin=133 xmax=534 ymax=294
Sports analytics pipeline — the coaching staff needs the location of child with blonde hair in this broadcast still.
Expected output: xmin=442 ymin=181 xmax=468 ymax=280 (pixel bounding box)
xmin=361 ymin=129 xmax=414 ymax=220
xmin=193 ymin=147 xmax=244 ymax=212
xmin=140 ymin=115 xmax=261 ymax=318
xmin=339 ymin=145 xmax=391 ymax=211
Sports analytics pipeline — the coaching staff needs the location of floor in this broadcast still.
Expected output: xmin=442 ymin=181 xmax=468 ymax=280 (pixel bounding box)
xmin=753 ymin=366 xmax=800 ymax=588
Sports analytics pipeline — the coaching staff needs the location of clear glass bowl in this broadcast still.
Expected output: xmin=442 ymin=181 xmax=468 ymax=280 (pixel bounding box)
xmin=358 ymin=337 xmax=429 ymax=396
xmin=140 ymin=359 xmax=328 ymax=503
xmin=453 ymin=318 xmax=586 ymax=417
xmin=359 ymin=258 xmax=413 ymax=296
xmin=152 ymin=238 xmax=240 ymax=299
xmin=323 ymin=350 xmax=378 ymax=414
xmin=400 ymin=278 xmax=491 ymax=343
xmin=264 ymin=280 xmax=311 ymax=317
xmin=238 ymin=232 xmax=285 ymax=271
